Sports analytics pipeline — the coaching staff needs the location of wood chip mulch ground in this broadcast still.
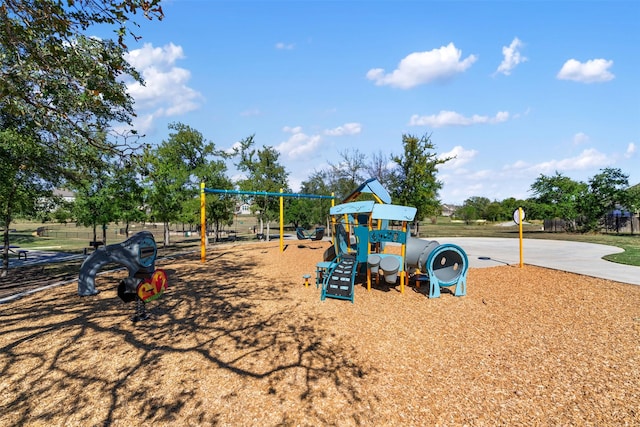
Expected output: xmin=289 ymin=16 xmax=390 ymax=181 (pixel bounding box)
xmin=1 ymin=240 xmax=639 ymax=426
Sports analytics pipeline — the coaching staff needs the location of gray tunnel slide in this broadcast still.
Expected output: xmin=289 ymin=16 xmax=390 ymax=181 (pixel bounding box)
xmin=382 ymin=237 xmax=469 ymax=296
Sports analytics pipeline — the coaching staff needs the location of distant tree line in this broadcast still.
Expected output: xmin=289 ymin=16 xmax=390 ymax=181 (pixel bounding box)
xmin=456 ymin=168 xmax=640 ymax=233
xmin=23 ymin=129 xmax=448 ymax=245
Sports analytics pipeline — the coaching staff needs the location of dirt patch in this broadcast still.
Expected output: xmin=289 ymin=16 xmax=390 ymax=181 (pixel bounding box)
xmin=1 ymin=241 xmax=639 ymax=426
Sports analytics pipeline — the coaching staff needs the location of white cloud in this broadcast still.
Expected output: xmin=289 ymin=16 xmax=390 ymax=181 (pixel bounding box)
xmin=439 ymin=147 xmax=618 ymax=204
xmin=275 ymin=42 xmax=295 ymax=50
xmin=240 ymin=108 xmax=262 ymax=117
xmin=324 ymin=122 xmax=362 ymax=136
xmin=573 ymin=132 xmax=590 ymax=145
xmin=124 ymin=43 xmax=203 ymax=130
xmin=557 ymin=58 xmax=614 ymax=83
xmin=275 ymin=127 xmax=322 ymax=159
xmin=283 ymin=126 xmax=303 ymax=134
xmin=625 ymin=142 xmax=636 ymax=158
xmin=126 ymin=42 xmax=184 ymax=70
xmin=495 ymin=37 xmax=527 ymax=76
xmin=439 ymin=146 xmax=479 ymax=169
xmin=530 ymin=148 xmax=611 ymax=174
xmin=507 ymin=160 xmax=529 ymax=170
xmin=409 ymin=110 xmax=509 ymax=127
xmin=366 ymin=43 xmax=477 ymax=89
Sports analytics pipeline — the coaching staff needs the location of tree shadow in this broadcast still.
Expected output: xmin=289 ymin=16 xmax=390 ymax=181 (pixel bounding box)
xmin=0 ymin=251 xmax=379 ymax=425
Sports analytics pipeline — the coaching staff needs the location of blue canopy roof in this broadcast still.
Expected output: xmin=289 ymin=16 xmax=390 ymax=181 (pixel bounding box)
xmin=341 ymin=178 xmax=392 ymax=204
xmin=372 ymin=204 xmax=416 ymax=222
xmin=330 ymin=201 xmax=375 ymax=215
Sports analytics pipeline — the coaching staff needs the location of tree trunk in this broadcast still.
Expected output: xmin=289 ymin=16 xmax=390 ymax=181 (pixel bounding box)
xmin=2 ymin=185 xmax=17 ymax=277
xmin=200 ymin=223 xmax=209 ymax=249
xmin=163 ymin=221 xmax=170 ymax=247
xmin=1 ymin=222 xmax=10 ymax=278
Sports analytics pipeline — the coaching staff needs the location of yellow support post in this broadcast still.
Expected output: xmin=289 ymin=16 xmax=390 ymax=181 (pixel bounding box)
xmin=330 ymin=192 xmax=336 ymax=246
xmin=280 ymin=188 xmax=284 ymax=252
xmin=400 ymin=221 xmax=407 ymax=293
xmin=200 ymin=182 xmax=206 ymax=263
xmin=518 ymin=207 xmax=524 ymax=268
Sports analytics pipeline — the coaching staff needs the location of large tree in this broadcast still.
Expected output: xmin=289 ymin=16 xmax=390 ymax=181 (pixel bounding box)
xmin=1 ymin=1 xmax=163 ymax=273
xmin=0 ymin=129 xmax=58 ymax=275
xmin=109 ymin=159 xmax=147 ymax=237
xmin=459 ymin=196 xmax=491 ymax=223
xmin=201 ymin=161 xmax=235 ymax=243
xmin=286 ymin=171 xmax=334 ymax=231
xmin=529 ymin=171 xmax=587 ymax=231
xmin=235 ymin=135 xmax=289 ymax=240
xmin=73 ymin=162 xmax=116 ymax=246
xmin=389 ymin=133 xmax=452 ymax=234
xmin=365 ymin=150 xmax=394 ymax=191
xmin=327 ymin=148 xmax=368 ymax=201
xmin=144 ymin=123 xmax=217 ymax=246
xmin=582 ymin=168 xmax=630 ymax=233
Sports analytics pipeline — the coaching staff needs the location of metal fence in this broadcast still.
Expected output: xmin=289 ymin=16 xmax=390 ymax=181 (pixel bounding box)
xmin=544 ymin=215 xmax=640 ymax=234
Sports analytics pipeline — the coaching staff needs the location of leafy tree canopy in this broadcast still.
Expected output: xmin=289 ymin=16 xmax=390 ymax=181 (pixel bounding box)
xmin=1 ymin=0 xmax=163 ymax=155
xmin=529 ymin=171 xmax=587 ymax=228
xmin=390 ymin=133 xmax=452 ymax=224
xmin=235 ymin=135 xmax=289 ymax=225
xmin=144 ymin=122 xmax=218 ymax=245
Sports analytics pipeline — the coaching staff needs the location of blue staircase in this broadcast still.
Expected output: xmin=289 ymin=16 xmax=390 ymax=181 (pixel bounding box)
xmin=321 ymin=256 xmax=357 ymax=303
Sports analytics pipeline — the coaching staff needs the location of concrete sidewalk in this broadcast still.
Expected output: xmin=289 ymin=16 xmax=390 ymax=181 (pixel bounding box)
xmin=7 ymin=250 xmax=85 ymax=268
xmin=434 ymin=237 xmax=640 ymax=286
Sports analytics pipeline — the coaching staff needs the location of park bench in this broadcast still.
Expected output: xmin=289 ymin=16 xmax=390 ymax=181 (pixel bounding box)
xmin=8 ymin=246 xmax=28 ymax=259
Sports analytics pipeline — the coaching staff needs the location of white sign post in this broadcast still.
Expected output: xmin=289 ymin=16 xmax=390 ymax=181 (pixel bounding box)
xmin=513 ymin=208 xmax=525 ymax=268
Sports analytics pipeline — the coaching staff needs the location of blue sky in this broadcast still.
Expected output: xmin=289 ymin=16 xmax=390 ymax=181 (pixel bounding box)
xmin=116 ymin=0 xmax=638 ymax=204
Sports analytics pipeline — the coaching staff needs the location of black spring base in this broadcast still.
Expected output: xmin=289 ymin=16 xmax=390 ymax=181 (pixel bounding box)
xmin=132 ymin=298 xmax=150 ymax=322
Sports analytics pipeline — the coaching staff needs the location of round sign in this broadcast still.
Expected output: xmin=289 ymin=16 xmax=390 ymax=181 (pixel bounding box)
xmin=513 ymin=208 xmax=525 ymax=225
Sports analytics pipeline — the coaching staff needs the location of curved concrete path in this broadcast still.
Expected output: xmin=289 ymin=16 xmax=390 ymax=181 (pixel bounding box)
xmin=6 ymin=250 xmax=85 ymax=267
xmin=435 ymin=237 xmax=639 ymax=286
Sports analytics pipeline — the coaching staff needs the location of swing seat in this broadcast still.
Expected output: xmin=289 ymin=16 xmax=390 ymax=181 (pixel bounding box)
xmin=296 ymin=227 xmax=325 ymax=241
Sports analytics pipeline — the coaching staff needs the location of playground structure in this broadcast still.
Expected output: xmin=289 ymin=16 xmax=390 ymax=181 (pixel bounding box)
xmin=317 ymin=180 xmax=469 ymax=303
xmin=198 ymin=178 xmax=468 ymax=302
xmin=77 ymin=231 xmax=167 ymax=320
